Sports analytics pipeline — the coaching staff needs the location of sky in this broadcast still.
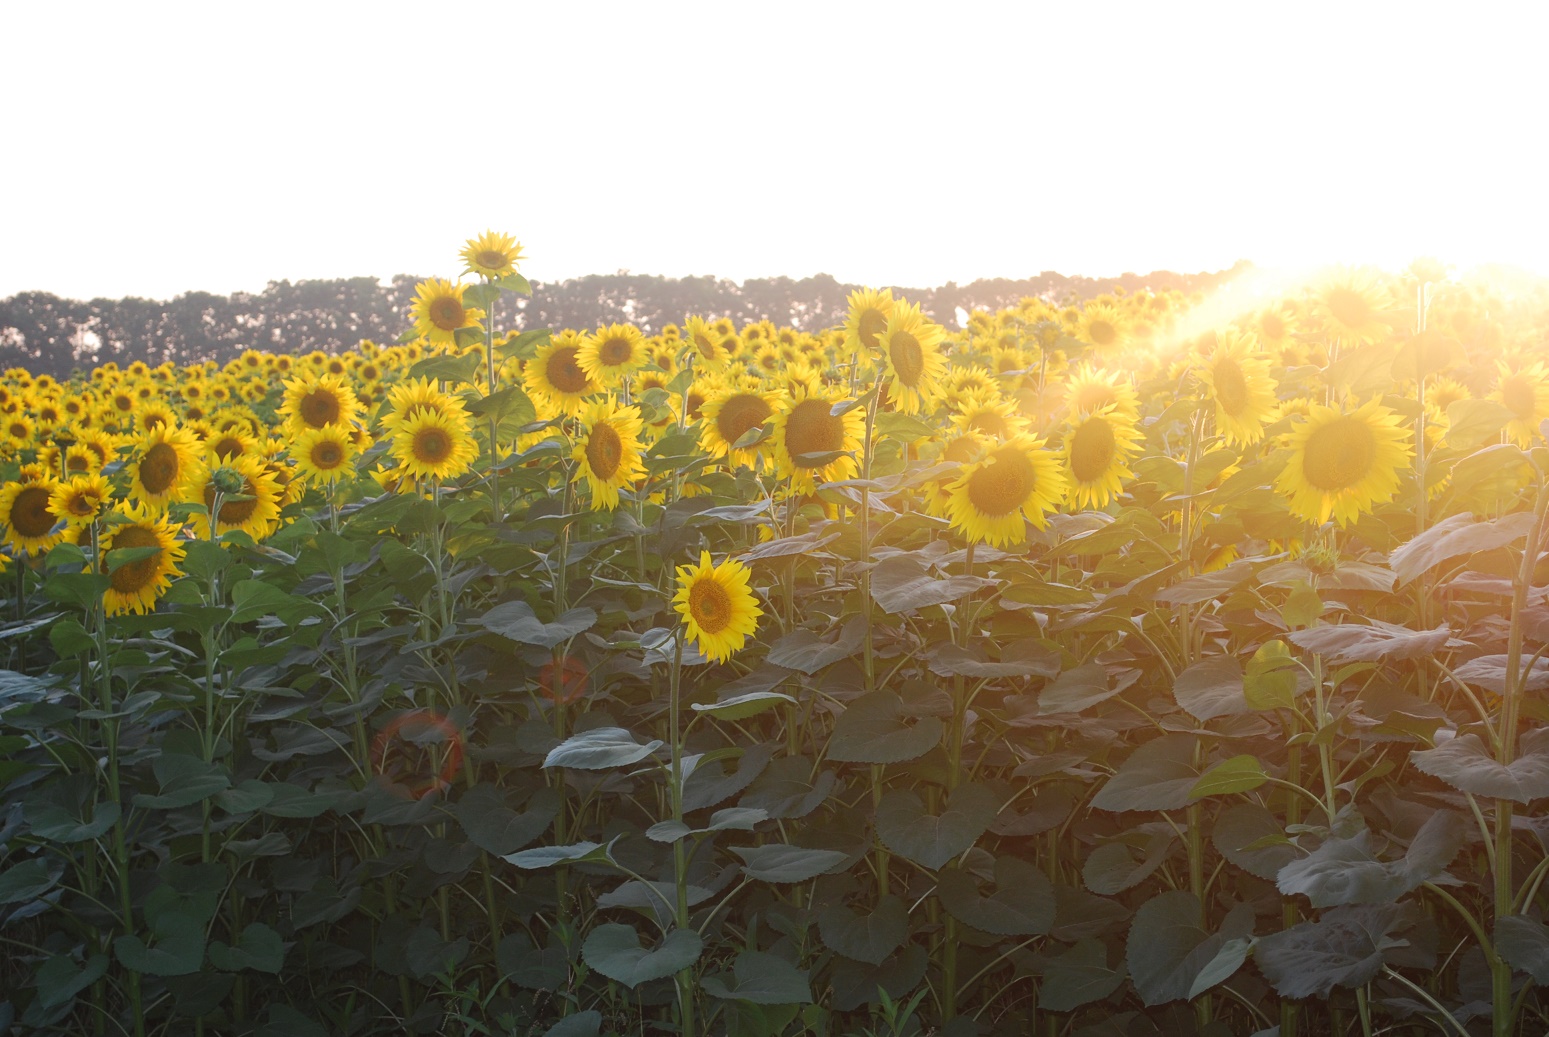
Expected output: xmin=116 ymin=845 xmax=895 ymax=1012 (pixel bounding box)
xmin=3 ymin=1 xmax=1547 ymax=301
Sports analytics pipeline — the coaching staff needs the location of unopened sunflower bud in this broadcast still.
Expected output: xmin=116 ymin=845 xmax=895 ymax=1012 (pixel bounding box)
xmin=211 ymin=466 xmax=245 ymax=495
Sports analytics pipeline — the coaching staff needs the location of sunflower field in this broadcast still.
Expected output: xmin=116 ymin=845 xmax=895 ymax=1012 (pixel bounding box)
xmin=3 ymin=235 xmax=1549 ymax=1037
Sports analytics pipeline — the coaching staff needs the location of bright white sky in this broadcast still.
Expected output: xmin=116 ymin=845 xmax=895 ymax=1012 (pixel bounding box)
xmin=3 ymin=2 xmax=1546 ymax=301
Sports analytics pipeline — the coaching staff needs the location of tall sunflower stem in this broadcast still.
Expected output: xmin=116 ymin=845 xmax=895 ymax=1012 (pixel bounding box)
xmin=668 ymin=632 xmax=696 ymax=1037
xmin=486 ymin=290 xmax=501 ymax=523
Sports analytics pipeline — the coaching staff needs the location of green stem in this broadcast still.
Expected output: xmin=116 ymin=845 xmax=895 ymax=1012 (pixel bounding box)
xmin=668 ymin=632 xmax=696 ymax=1037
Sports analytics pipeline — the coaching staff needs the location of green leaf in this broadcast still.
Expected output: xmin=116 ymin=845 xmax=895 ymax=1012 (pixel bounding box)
xmin=540 ymin=1011 xmax=602 ymax=1037
xmin=1255 ymin=903 xmax=1418 ymax=999
xmin=1213 ymin=803 xmax=1298 ymax=881
xmin=1172 ymin=655 xmax=1248 ymax=721
xmin=701 ymin=950 xmax=813 ymax=1004
xmin=875 ymin=783 xmax=999 ymax=871
xmin=1496 ymin=916 xmax=1549 ymax=984
xmin=1286 ymin=620 xmax=1455 ymax=663
xmin=503 ymin=839 xmax=618 ymax=870
xmin=543 ymin=727 xmax=662 ymax=769
xmin=1388 ymin=510 xmax=1535 ymax=585
xmin=1189 ymin=755 xmax=1269 ymax=799
xmin=1276 ymin=811 xmax=1464 ymax=907
xmin=1037 ymin=662 xmax=1115 ymax=715
xmin=480 ymin=600 xmax=597 ymax=648
xmin=133 ymin=754 xmax=231 ymax=810
xmin=1244 ymin=640 xmax=1299 ymax=711
xmin=407 ymin=352 xmax=480 ymax=385
xmin=582 ymin=923 xmax=701 ymax=989
xmin=827 ymin=691 xmax=944 ymax=764
xmin=869 ymin=554 xmax=993 ymax=614
xmin=691 ymin=690 xmax=795 ymax=721
xmin=25 ymin=799 xmax=120 ymax=843
xmin=817 ymin=894 xmax=909 ymax=966
xmin=0 ymin=858 xmax=57 ymax=904
xmin=731 ymin=844 xmax=847 ymax=883
xmin=104 ymin=545 xmax=162 ymax=573
xmin=1082 ymin=832 xmax=1176 ymax=895
xmin=765 ymin=618 xmax=864 ymax=673
xmin=936 ymin=856 xmax=1054 ymax=935
xmin=497 ymin=271 xmax=533 ymax=296
xmin=1411 ymin=729 xmax=1549 ymax=803
xmin=457 ymin=785 xmax=559 ymax=856
xmin=228 ymin=579 xmax=320 ymax=625
xmin=467 ymin=384 xmax=537 ymax=428
xmin=207 ymin=922 xmax=285 ymax=974
xmin=1091 ymin=734 xmax=1198 ymax=813
xmin=33 ymin=952 xmax=109 ymax=1009
xmin=1125 ymin=892 xmax=1254 ymax=1005
xmin=1444 ymin=398 xmax=1514 ymax=450
xmin=114 ymin=910 xmax=206 ymax=977
xmin=646 ymin=807 xmax=767 ymax=843
xmin=404 ymin=926 xmax=469 ymax=979
xmin=1038 ymin=939 xmax=1124 ymax=1012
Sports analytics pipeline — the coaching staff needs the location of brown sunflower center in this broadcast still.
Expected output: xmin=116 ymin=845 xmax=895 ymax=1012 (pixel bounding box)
xmin=715 ymin=394 xmax=773 ymax=447
xmin=857 ymin=308 xmax=887 ymax=351
xmin=967 ymin=410 xmax=1007 ymax=437
xmin=1502 ymin=376 xmax=1537 ymax=419
xmin=299 ymin=389 xmax=342 ymax=428
xmin=597 ymin=337 xmax=633 ymax=366
xmin=1212 ymin=358 xmax=1250 ymax=416
xmin=1326 ymin=288 xmax=1370 ymax=330
xmin=66 ymin=453 xmax=89 ymax=473
xmin=1088 ymin=320 xmax=1118 ymax=348
xmin=1303 ymin=416 xmax=1376 ymax=492
xmin=1261 ymin=313 xmax=1286 ymax=340
xmin=967 ymin=448 xmax=1036 ymax=517
xmin=205 ymin=478 xmax=259 ymax=525
xmin=688 ymin=577 xmax=733 ymax=634
xmin=888 ymin=330 xmax=926 ymax=388
xmin=66 ymin=489 xmax=98 ymax=517
xmin=10 ymin=486 xmax=56 ymax=538
xmin=105 ymin=525 xmax=163 ymax=594
xmin=545 ymin=348 xmax=590 ymax=394
xmin=429 ymin=297 xmax=466 ymax=331
xmin=413 ymin=427 xmax=453 ymax=465
xmin=693 ymin=332 xmax=719 ymax=361
xmin=1070 ymin=417 xmax=1117 ymax=483
xmin=475 ymin=249 xmax=508 ymax=270
xmin=139 ymin=443 xmax=179 ymax=494
xmin=312 ymin=441 xmax=345 ymax=468
xmin=7 ymin=422 xmax=27 ymax=438
xmin=213 ymin=436 xmax=245 ymax=459
xmin=113 ymin=394 xmax=134 ymax=412
xmin=783 ymin=399 xmax=844 ymax=465
xmin=586 ymin=422 xmax=624 ymax=480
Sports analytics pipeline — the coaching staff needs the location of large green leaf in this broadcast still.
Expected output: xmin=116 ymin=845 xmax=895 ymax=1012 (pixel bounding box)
xmin=827 ymin=691 xmax=943 ymax=764
xmin=33 ymin=952 xmax=109 ymax=1009
xmin=1037 ymin=662 xmax=1116 ymax=715
xmin=1496 ymin=916 xmax=1549 ymax=984
xmin=1255 ymin=903 xmax=1418 ymax=999
xmin=207 ymin=922 xmax=284 ymax=974
xmin=1213 ymin=803 xmax=1298 ymax=881
xmin=114 ymin=910 xmax=206 ymax=977
xmin=1276 ymin=812 xmax=1464 ymax=907
xmin=1388 ymin=509 xmax=1535 ymax=584
xmin=691 ymin=690 xmax=795 ymax=721
xmin=1410 ymin=729 xmax=1549 ymax=803
xmin=133 ymin=754 xmax=231 ymax=810
xmin=765 ymin=619 xmax=864 ymax=673
xmin=1189 ymin=755 xmax=1269 ymax=799
xmin=1286 ymin=620 xmax=1455 ymax=663
xmin=540 ymin=1011 xmax=602 ymax=1037
xmin=1172 ymin=655 xmax=1248 ymax=721
xmin=937 ymin=856 xmax=1054 ymax=935
xmin=479 ymin=600 xmax=597 ymax=648
xmin=875 ymin=783 xmax=999 ymax=870
xmin=1091 ymin=734 xmax=1198 ymax=813
xmin=582 ymin=923 xmax=701 ymax=988
xmin=543 ymin=727 xmax=663 ymax=769
xmin=503 ymin=839 xmax=618 ymax=870
xmin=457 ymin=785 xmax=559 ymax=855
xmin=870 ymin=554 xmax=993 ymax=614
xmin=1082 ymin=832 xmax=1176 ymax=895
xmin=25 ymin=798 xmax=120 ymax=843
xmin=1124 ymin=892 xmax=1254 ymax=1005
xmin=701 ymin=950 xmax=813 ymax=1004
xmin=1243 ymin=640 xmax=1299 ymax=711
xmin=1038 ymin=939 xmax=1125 ymax=1012
xmin=731 ymin=844 xmax=847 ymax=883
xmin=817 ymin=894 xmax=910 ymax=965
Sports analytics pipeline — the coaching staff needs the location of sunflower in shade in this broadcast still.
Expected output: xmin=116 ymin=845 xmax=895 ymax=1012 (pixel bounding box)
xmin=878 ymin=301 xmax=947 ymax=416
xmin=699 ymin=380 xmax=782 ymax=468
xmin=842 ymin=288 xmax=895 ymax=366
xmin=771 ymin=386 xmax=865 ymax=494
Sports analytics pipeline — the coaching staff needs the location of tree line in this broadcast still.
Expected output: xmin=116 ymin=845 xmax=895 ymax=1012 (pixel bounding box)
xmin=0 ymin=265 xmax=1249 ymax=378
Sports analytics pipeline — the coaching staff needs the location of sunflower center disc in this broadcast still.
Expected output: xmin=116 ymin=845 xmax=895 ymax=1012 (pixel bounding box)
xmin=716 ymin=395 xmax=772 ymax=447
xmin=215 ymin=437 xmax=243 ymax=459
xmin=476 ymin=250 xmax=506 ymax=269
xmin=414 ymin=428 xmax=453 ymax=465
xmin=784 ymin=400 xmax=843 ymax=465
xmin=587 ymin=422 xmax=624 ymax=480
xmin=106 ymin=525 xmax=163 ymax=594
xmin=858 ymin=308 xmax=888 ymax=352
xmin=1326 ymin=288 xmax=1370 ymax=330
xmin=1302 ymin=416 xmax=1376 ymax=491
xmin=1071 ymin=418 xmax=1117 ymax=483
xmin=429 ymin=298 xmax=465 ymax=331
xmin=889 ymin=331 xmax=925 ymax=387
xmin=967 ymin=449 xmax=1035 ymax=517
xmin=315 ymin=442 xmax=343 ymax=467
xmin=1088 ymin=320 xmax=1117 ymax=348
xmin=299 ymin=390 xmax=341 ymax=428
xmin=11 ymin=486 xmax=55 ymax=537
xmin=693 ymin=333 xmax=718 ymax=361
xmin=207 ymin=479 xmax=259 ymax=525
xmin=547 ymin=348 xmax=589 ymax=394
xmin=1213 ymin=359 xmax=1250 ymax=415
xmin=1503 ymin=376 xmax=1537 ymax=419
xmin=599 ymin=339 xmax=633 ymax=366
xmin=689 ymin=578 xmax=734 ymax=634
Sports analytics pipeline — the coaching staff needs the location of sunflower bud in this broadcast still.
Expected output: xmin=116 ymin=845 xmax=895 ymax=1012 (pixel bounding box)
xmin=211 ymin=466 xmax=245 ymax=495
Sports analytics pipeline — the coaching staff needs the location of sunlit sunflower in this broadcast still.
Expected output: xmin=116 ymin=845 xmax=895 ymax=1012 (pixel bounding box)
xmin=1491 ymin=361 xmax=1549 ymax=447
xmin=411 ymin=278 xmax=484 ymax=345
xmin=1256 ymin=304 xmax=1298 ymax=358
xmin=49 ymin=474 xmax=112 ymax=529
xmin=281 ymin=374 xmax=361 ymax=434
xmin=577 ymin=324 xmax=647 ymax=385
xmin=207 ymin=427 xmax=260 ymax=463
xmin=672 ymin=550 xmax=762 ymax=664
xmin=182 ymin=456 xmax=284 ymax=540
xmin=1077 ymin=303 xmax=1127 ymax=354
xmin=61 ymin=443 xmax=99 ymax=476
xmin=924 ymin=431 xmax=992 ymax=518
xmin=879 ymin=301 xmax=948 ymax=415
xmin=1063 ymin=363 xmax=1140 ymax=423
xmin=1314 ymin=268 xmax=1391 ymax=345
xmin=842 ymin=288 xmax=895 ymax=365
xmin=945 ymin=434 xmax=1068 ymax=547
xmin=98 ymin=503 xmax=187 ymax=616
xmin=1195 ymin=329 xmax=1278 ymax=447
xmin=771 ymin=387 xmax=865 ymax=493
xmin=390 ymin=410 xmax=478 ymax=482
xmin=1063 ymin=405 xmax=1145 ymax=510
xmin=129 ymin=424 xmax=201 ymax=508
xmin=1275 ymin=399 xmax=1413 ymax=527
xmin=137 ymin=401 xmax=176 ymax=432
xmin=699 ymin=381 xmax=782 ymax=467
xmin=291 ymin=425 xmax=357 ymax=484
xmin=572 ymin=400 xmax=647 ymax=511
xmin=683 ymin=316 xmax=733 ymax=369
xmin=523 ymin=332 xmax=600 ymax=417
xmin=380 ymin=377 xmax=468 ymax=434
xmin=460 ymin=230 xmax=525 ymax=279
xmin=0 ymin=475 xmax=63 ymax=555
xmin=950 ymin=390 xmax=1030 ymax=441
xmin=2 ymin=413 xmax=34 ymax=451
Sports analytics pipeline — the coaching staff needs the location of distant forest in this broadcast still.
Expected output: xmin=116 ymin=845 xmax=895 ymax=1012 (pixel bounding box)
xmin=0 ymin=265 xmax=1249 ymax=378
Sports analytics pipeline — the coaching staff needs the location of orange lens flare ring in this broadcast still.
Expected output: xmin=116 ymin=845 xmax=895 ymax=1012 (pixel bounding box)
xmin=370 ymin=711 xmax=464 ymax=799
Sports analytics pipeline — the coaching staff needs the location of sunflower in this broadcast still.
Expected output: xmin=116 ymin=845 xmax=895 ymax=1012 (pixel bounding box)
xmin=699 ymin=381 xmax=782 ymax=467
xmin=1063 ymin=363 xmax=1140 ymax=423
xmin=62 ymin=443 xmax=99 ymax=476
xmin=207 ymin=427 xmax=260 ymax=463
xmin=1491 ymin=361 xmax=1549 ymax=447
xmin=390 ymin=410 xmax=478 ymax=482
xmin=137 ymin=401 xmax=176 ymax=432
xmin=672 ymin=551 xmax=762 ymax=664
xmin=1275 ymin=399 xmax=1413 ymax=527
xmin=291 ymin=425 xmax=356 ymax=484
xmin=409 ymin=278 xmax=484 ymax=345
xmin=1063 ymin=406 xmax=1144 ymax=510
xmin=950 ymin=390 xmax=1030 ymax=441
xmin=460 ymin=230 xmax=524 ymax=279
xmin=1195 ymin=329 xmax=1278 ymax=447
xmin=523 ymin=332 xmax=600 ymax=416
xmin=380 ymin=377 xmax=469 ymax=434
xmin=1077 ymin=303 xmax=1127 ymax=354
xmin=182 ymin=456 xmax=284 ymax=540
xmin=683 ymin=316 xmax=733 ymax=369
xmin=572 ymin=400 xmax=647 ymax=511
xmin=924 ymin=431 xmax=992 ymax=519
xmin=771 ymin=387 xmax=865 ymax=494
xmin=945 ymin=434 xmax=1068 ymax=546
xmin=842 ymin=288 xmax=895 ymax=365
xmin=49 ymin=474 xmax=112 ymax=529
xmin=577 ymin=324 xmax=646 ymax=386
xmin=98 ymin=503 xmax=187 ymax=616
xmin=1315 ymin=268 xmax=1391 ymax=345
xmin=0 ymin=476 xmax=62 ymax=555
xmin=2 ymin=413 xmax=34 ymax=451
xmin=281 ymin=374 xmax=361 ymax=434
xmin=879 ymin=301 xmax=947 ymax=415
xmin=128 ymin=425 xmax=200 ymax=511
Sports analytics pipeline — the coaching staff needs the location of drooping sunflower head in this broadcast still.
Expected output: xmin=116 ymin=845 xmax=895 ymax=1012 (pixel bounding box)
xmin=771 ymin=387 xmax=865 ymax=494
xmin=281 ymin=374 xmax=361 ymax=434
xmin=842 ymin=288 xmax=896 ymax=365
xmin=411 ymin=278 xmax=485 ymax=344
xmin=1274 ymin=399 xmax=1413 ymax=528
xmin=945 ymin=434 xmax=1068 ymax=547
xmin=672 ymin=551 xmax=762 ymax=664
xmin=572 ymin=400 xmax=647 ymax=512
xmin=577 ymin=324 xmax=646 ymax=385
xmin=1063 ymin=405 xmax=1145 ymax=511
xmin=879 ymin=301 xmax=948 ymax=416
xmin=390 ymin=409 xmax=478 ymax=483
xmin=291 ymin=425 xmax=357 ymax=485
xmin=98 ymin=503 xmax=187 ymax=616
xmin=460 ymin=230 xmax=525 ymax=279
xmin=1193 ymin=328 xmax=1278 ymax=448
xmin=0 ymin=475 xmax=63 ymax=556
xmin=523 ymin=332 xmax=600 ymax=417
xmin=49 ymin=474 xmax=112 ymax=528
